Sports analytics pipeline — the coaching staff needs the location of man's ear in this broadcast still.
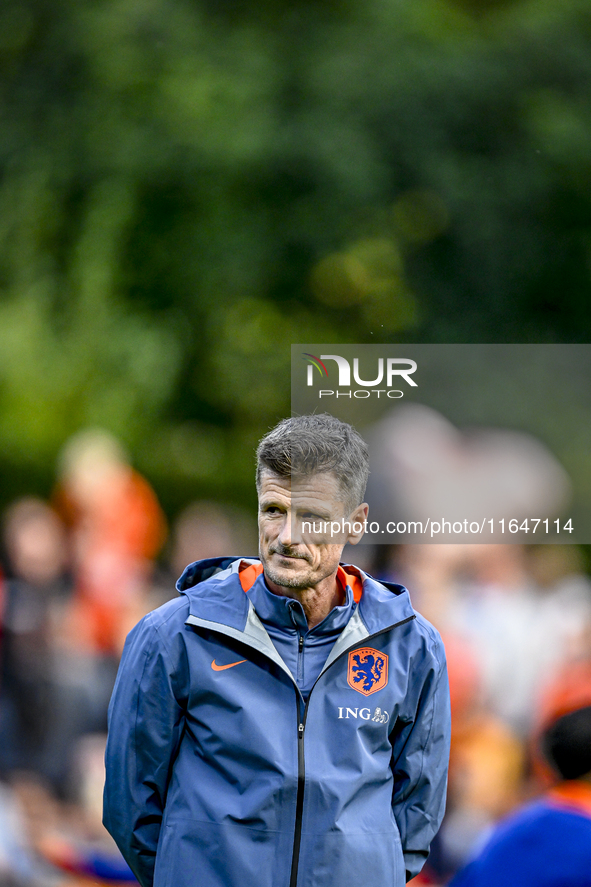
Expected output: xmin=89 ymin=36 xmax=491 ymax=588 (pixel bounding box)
xmin=345 ymin=503 xmax=369 ymax=545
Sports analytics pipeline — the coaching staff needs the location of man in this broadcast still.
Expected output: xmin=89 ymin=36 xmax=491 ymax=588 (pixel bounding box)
xmin=103 ymin=414 xmax=450 ymax=887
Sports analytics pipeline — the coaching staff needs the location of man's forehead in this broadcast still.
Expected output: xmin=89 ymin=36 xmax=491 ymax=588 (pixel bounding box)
xmin=258 ymin=470 xmax=345 ymax=504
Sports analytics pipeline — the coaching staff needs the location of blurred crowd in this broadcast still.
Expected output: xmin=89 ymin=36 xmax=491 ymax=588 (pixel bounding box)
xmin=382 ymin=544 xmax=591 ymax=884
xmin=1 ymin=428 xmax=590 ymax=886
xmin=0 ymin=429 xmax=256 ymax=886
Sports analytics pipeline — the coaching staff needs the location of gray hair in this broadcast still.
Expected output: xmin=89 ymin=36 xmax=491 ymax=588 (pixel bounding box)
xmin=256 ymin=414 xmax=369 ymax=513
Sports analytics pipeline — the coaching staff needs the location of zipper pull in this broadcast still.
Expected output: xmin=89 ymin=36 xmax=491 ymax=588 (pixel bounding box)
xmin=298 ymin=722 xmax=304 ymax=736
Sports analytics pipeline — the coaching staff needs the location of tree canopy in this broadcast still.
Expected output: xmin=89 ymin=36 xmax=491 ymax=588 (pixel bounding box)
xmin=1 ymin=0 xmax=590 ymax=512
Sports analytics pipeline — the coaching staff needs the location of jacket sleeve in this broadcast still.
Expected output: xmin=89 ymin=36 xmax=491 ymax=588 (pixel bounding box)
xmin=103 ymin=611 xmax=187 ymax=887
xmin=390 ymin=633 xmax=451 ymax=883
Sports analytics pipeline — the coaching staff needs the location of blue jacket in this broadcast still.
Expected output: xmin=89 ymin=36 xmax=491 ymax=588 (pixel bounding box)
xmin=103 ymin=557 xmax=450 ymax=887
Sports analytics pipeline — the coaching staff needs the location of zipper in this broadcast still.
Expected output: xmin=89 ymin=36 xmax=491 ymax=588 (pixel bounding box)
xmin=289 ymin=719 xmax=306 ymax=887
xmin=287 ymin=613 xmax=416 ymax=887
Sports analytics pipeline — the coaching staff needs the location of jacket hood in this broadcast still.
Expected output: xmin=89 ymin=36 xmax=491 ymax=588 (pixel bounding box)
xmin=176 ymin=556 xmax=415 ymax=637
xmin=176 ymin=556 xmax=248 ymax=592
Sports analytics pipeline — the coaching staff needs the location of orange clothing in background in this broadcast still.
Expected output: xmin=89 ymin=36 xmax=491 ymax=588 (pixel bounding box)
xmin=55 ymin=469 xmax=166 ymax=654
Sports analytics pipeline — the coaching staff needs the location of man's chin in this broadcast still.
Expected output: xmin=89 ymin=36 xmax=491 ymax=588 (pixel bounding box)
xmin=263 ymin=561 xmax=312 ymax=590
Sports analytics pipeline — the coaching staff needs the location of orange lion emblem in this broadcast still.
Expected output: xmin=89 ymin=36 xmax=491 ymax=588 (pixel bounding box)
xmin=347 ymin=647 xmax=388 ymax=696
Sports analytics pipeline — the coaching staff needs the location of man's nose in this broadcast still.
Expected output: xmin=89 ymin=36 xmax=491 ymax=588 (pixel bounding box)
xmin=277 ymin=514 xmax=301 ymax=546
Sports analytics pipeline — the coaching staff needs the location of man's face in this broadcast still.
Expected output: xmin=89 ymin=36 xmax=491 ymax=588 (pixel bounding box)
xmin=258 ymin=470 xmax=367 ymax=592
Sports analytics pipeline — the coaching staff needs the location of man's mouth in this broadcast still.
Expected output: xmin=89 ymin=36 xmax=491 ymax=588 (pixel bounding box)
xmin=271 ymin=549 xmax=309 ymax=562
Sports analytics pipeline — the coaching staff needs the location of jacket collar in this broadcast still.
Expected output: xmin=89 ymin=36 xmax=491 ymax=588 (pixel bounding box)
xmin=176 ymin=556 xmax=415 ymax=636
xmin=246 ymin=573 xmax=356 ymax=635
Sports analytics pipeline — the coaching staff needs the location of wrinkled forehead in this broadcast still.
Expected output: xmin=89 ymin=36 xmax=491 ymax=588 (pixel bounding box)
xmin=258 ymin=469 xmax=348 ymax=512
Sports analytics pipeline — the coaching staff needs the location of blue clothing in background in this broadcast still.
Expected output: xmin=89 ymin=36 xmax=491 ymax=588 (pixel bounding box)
xmin=450 ymin=786 xmax=591 ymax=887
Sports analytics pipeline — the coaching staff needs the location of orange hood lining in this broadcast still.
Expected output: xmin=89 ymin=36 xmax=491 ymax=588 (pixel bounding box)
xmin=238 ymin=561 xmax=363 ymax=603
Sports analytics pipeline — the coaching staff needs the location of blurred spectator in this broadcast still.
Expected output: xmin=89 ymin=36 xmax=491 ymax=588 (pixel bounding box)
xmin=420 ymin=634 xmax=525 ymax=883
xmin=530 ymin=656 xmax=591 ymax=788
xmin=36 ymin=735 xmax=137 ymax=884
xmin=0 ymin=778 xmax=40 ymax=886
xmin=386 ymin=544 xmax=468 ymax=628
xmin=449 ymin=703 xmax=591 ymax=887
xmin=445 ymin=544 xmax=591 ymax=736
xmin=0 ymin=738 xmax=137 ymax=886
xmin=168 ymin=500 xmax=257 ymax=581
xmin=2 ymin=498 xmax=70 ymax=588
xmin=0 ymin=499 xmax=73 ymax=790
xmin=53 ymin=429 xmax=166 ymax=656
xmin=0 ymin=773 xmax=65 ymax=886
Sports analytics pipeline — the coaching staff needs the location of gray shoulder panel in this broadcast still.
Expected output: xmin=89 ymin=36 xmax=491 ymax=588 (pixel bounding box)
xmin=185 ymin=602 xmax=296 ymax=686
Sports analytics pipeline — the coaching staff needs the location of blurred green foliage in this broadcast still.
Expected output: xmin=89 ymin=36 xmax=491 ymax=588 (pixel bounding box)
xmin=1 ymin=0 xmax=591 ymax=513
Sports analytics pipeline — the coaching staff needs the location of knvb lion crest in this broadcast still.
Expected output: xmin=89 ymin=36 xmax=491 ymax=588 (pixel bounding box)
xmin=347 ymin=647 xmax=388 ymax=696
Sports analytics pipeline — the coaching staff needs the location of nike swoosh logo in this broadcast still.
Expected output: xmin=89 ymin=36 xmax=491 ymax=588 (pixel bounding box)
xmin=211 ymin=659 xmax=247 ymax=671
